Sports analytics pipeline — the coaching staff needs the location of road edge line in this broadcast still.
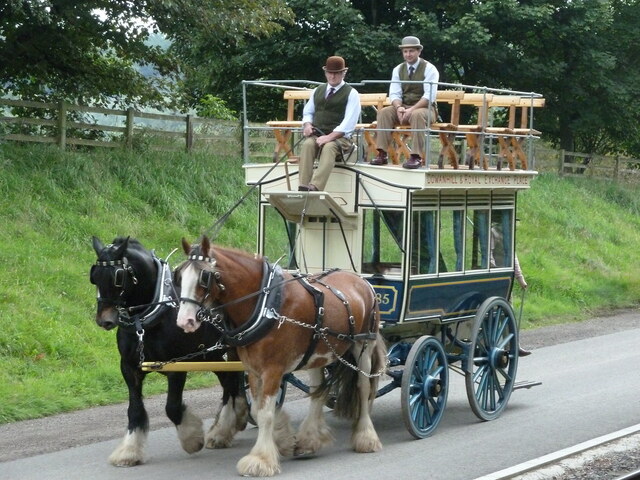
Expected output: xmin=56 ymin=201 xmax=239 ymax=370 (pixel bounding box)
xmin=474 ymin=423 xmax=640 ymax=480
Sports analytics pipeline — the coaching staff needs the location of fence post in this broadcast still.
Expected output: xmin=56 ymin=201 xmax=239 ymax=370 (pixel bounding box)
xmin=614 ymin=155 xmax=620 ymax=182
xmin=58 ymin=101 xmax=67 ymax=149
xmin=125 ymin=108 xmax=135 ymax=149
xmin=186 ymin=115 xmax=194 ymax=152
xmin=558 ymin=149 xmax=564 ymax=176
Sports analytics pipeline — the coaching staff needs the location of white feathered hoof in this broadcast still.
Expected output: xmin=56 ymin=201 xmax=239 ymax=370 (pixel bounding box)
xmin=204 ymin=398 xmax=246 ymax=449
xmin=352 ymin=428 xmax=383 ymax=453
xmin=237 ymin=453 xmax=281 ymax=477
xmin=273 ymin=410 xmax=295 ymax=457
xmin=205 ymin=422 xmax=234 ymax=449
xmin=177 ymin=407 xmax=205 ymax=454
xmin=108 ymin=429 xmax=146 ymax=467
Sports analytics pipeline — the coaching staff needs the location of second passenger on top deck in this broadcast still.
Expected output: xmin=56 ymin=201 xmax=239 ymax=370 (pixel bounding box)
xmin=372 ymin=36 xmax=440 ymax=170
xmin=298 ymin=56 xmax=361 ymax=192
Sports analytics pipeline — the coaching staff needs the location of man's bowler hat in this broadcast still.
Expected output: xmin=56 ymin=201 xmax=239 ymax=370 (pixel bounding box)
xmin=322 ymin=56 xmax=348 ymax=73
xmin=399 ymin=36 xmax=423 ymax=50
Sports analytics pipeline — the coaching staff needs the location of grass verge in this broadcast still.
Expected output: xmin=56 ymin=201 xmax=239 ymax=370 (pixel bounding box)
xmin=0 ymin=142 xmax=638 ymax=424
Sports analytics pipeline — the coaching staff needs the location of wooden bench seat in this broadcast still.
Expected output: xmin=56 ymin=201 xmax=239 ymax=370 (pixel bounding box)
xmin=429 ymin=93 xmax=544 ymax=170
xmin=484 ymin=96 xmax=545 ymax=170
xmin=266 ymin=88 xmax=544 ymax=171
xmin=384 ymin=90 xmax=467 ymax=166
xmin=266 ymin=90 xmax=387 ymax=162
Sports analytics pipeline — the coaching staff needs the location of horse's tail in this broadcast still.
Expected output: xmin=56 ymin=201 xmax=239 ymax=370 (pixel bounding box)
xmin=314 ymin=333 xmax=387 ymax=420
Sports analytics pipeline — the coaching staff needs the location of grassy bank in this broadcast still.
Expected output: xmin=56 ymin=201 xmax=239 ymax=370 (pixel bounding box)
xmin=0 ymin=142 xmax=639 ymax=424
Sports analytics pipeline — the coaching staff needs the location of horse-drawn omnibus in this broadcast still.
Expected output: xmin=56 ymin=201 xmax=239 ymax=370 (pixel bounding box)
xmin=241 ymin=79 xmax=543 ymax=438
xmin=135 ymin=79 xmax=543 ymax=476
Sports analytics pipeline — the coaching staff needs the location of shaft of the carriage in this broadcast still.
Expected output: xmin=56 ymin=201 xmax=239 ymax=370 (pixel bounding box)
xmin=140 ymin=361 xmax=245 ymax=372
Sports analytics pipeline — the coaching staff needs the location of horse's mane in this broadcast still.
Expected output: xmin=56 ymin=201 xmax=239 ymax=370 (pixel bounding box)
xmin=106 ymin=237 xmax=149 ymax=262
xmin=111 ymin=236 xmax=143 ymax=249
xmin=208 ymin=244 xmax=263 ymax=275
xmin=214 ymin=244 xmax=260 ymax=261
xmin=173 ymin=241 xmax=259 ymax=275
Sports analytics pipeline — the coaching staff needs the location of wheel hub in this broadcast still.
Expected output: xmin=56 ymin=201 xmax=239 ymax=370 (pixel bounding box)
xmin=424 ymin=377 xmax=442 ymax=397
xmin=489 ymin=348 xmax=510 ymax=369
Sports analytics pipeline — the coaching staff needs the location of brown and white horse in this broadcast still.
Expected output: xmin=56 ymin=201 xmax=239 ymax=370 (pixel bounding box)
xmin=174 ymin=236 xmax=386 ymax=477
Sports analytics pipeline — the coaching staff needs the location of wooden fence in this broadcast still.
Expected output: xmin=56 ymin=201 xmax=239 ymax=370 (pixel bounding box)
xmin=0 ymin=97 xmax=238 ymax=152
xmin=533 ymin=146 xmax=640 ymax=182
xmin=3 ymin=97 xmax=640 ymax=181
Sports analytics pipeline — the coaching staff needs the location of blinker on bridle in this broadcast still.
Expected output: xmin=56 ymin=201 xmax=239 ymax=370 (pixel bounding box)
xmin=187 ymin=254 xmax=225 ymax=291
xmin=179 ymin=254 xmax=225 ymax=311
xmin=90 ymin=258 xmax=139 ymax=289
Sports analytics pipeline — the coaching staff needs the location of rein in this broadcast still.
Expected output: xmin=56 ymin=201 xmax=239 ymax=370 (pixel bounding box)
xmin=203 ymin=134 xmax=306 ymax=240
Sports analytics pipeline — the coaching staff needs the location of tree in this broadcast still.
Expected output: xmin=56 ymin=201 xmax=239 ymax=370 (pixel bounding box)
xmin=0 ymin=0 xmax=293 ymax=109
xmin=188 ymin=0 xmax=640 ymax=156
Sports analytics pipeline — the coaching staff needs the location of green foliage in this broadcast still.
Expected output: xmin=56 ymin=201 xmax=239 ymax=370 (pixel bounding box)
xmin=0 ymin=0 xmax=293 ymax=111
xmin=0 ymin=142 xmax=256 ymax=423
xmin=196 ymin=95 xmax=238 ymax=120
xmin=189 ymin=0 xmax=640 ymax=157
xmin=0 ymin=0 xmax=177 ymax=109
xmin=4 ymin=1 xmax=639 ymax=156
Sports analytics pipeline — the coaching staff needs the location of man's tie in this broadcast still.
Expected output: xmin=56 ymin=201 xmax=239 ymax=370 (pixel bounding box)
xmin=408 ymin=66 xmax=415 ymax=80
xmin=327 ymin=87 xmax=335 ymax=99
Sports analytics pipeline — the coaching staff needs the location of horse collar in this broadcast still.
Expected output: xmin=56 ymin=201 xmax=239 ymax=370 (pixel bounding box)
xmin=208 ymin=259 xmax=284 ymax=347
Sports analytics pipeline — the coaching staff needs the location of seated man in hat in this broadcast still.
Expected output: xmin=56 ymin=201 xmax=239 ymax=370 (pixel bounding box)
xmin=372 ymin=36 xmax=439 ymax=169
xmin=298 ymin=55 xmax=361 ymax=191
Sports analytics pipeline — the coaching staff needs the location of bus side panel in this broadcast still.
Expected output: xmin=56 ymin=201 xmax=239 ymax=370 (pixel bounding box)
xmin=404 ymin=274 xmax=513 ymax=322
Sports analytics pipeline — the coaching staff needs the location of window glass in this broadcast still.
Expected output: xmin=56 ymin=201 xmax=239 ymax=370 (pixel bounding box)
xmin=440 ymin=209 xmax=464 ymax=273
xmin=362 ymin=209 xmax=404 ymax=274
xmin=490 ymin=209 xmax=514 ymax=268
xmin=465 ymin=209 xmax=490 ymax=270
xmin=410 ymin=210 xmax=437 ymax=274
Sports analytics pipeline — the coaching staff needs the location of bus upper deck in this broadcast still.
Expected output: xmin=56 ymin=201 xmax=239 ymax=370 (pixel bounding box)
xmin=241 ymin=80 xmax=541 ymax=326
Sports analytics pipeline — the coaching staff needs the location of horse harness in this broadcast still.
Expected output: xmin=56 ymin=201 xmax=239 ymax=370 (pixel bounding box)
xmin=91 ymin=254 xmax=177 ymax=332
xmin=188 ymin=257 xmax=378 ymax=370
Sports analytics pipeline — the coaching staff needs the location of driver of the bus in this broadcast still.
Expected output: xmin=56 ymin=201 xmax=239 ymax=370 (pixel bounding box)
xmin=298 ymin=56 xmax=361 ymax=192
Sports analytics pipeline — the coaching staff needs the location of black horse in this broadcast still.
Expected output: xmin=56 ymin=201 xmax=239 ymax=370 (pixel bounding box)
xmin=90 ymin=236 xmax=248 ymax=466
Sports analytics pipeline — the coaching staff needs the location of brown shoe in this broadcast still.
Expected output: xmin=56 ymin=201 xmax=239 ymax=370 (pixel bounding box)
xmin=518 ymin=346 xmax=532 ymax=357
xmin=402 ymin=154 xmax=423 ymax=169
xmin=371 ymin=149 xmax=388 ymax=165
xmin=298 ymin=184 xmax=310 ymax=191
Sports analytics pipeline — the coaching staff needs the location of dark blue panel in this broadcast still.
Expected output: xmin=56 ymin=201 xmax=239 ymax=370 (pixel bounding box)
xmin=366 ymin=277 xmax=404 ymax=322
xmin=367 ymin=273 xmax=513 ymax=323
xmin=405 ymin=274 xmax=512 ymax=321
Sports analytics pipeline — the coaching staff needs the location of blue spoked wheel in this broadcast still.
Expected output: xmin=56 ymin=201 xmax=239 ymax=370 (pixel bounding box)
xmin=401 ymin=335 xmax=449 ymax=439
xmin=465 ymin=296 xmax=519 ymax=421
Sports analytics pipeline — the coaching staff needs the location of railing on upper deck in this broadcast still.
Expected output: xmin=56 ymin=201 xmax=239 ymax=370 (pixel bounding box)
xmin=241 ymin=80 xmax=544 ymax=172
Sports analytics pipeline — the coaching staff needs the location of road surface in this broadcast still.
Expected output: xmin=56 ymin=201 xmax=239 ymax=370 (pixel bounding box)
xmin=1 ymin=310 xmax=639 ymax=479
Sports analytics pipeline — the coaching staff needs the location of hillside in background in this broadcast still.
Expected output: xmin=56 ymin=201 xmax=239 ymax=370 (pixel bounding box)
xmin=0 ymin=142 xmax=639 ymax=423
